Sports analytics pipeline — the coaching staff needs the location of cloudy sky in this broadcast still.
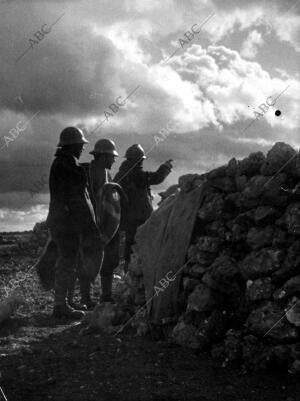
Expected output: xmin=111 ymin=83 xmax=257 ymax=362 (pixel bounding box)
xmin=0 ymin=0 xmax=299 ymax=231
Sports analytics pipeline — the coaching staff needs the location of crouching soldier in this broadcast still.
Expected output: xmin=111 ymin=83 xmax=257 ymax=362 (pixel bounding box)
xmin=114 ymin=144 xmax=173 ymax=272
xmin=46 ymin=127 xmax=99 ymax=319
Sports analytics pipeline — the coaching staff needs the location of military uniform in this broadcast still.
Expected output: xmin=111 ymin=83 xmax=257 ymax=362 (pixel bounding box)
xmin=89 ymin=159 xmax=120 ymax=302
xmin=114 ymin=160 xmax=171 ymax=266
xmin=46 ymin=148 xmax=97 ymax=309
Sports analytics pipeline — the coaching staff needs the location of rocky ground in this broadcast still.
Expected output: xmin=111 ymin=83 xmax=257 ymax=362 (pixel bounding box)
xmin=0 ymin=253 xmax=300 ymax=401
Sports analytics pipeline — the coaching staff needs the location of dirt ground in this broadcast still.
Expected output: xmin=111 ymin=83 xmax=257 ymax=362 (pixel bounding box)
xmin=0 ymin=255 xmax=300 ymax=401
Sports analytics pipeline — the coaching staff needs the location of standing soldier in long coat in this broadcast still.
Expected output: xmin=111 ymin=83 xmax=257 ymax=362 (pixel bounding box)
xmin=46 ymin=127 xmax=98 ymax=319
xmin=114 ymin=144 xmax=173 ymax=273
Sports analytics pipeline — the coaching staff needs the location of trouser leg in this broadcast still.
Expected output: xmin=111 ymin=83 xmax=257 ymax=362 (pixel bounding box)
xmin=67 ymin=269 xmax=77 ymax=305
xmin=51 ymin=230 xmax=80 ymax=307
xmin=124 ymin=223 xmax=139 ymax=271
xmin=100 ymin=232 xmax=120 ymax=301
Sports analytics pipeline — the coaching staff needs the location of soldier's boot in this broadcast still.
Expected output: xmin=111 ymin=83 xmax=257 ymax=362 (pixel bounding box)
xmin=53 ymin=303 xmax=85 ymax=319
xmin=66 ymin=271 xmax=87 ymax=311
xmin=100 ymin=273 xmax=115 ymax=303
xmin=53 ymin=273 xmax=85 ymax=320
xmin=80 ymin=277 xmax=96 ymax=310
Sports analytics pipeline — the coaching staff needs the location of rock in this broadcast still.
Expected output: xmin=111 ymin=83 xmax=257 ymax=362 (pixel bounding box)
xmin=240 ymin=249 xmax=284 ymax=280
xmin=242 ymin=174 xmax=287 ymax=208
xmin=224 ymin=329 xmax=243 ymax=362
xmin=246 ymin=302 xmax=298 ymax=342
xmin=254 ymin=206 xmax=280 ymax=225
xmin=196 ymin=236 xmax=220 ymax=254
xmin=187 ymin=244 xmax=199 ymax=263
xmin=260 ymin=142 xmax=297 ymax=176
xmin=274 ymin=276 xmax=300 ymax=301
xmin=235 ymin=175 xmax=248 ymax=192
xmin=225 ymin=192 xmax=243 ymax=208
xmin=246 ymin=278 xmax=273 ymax=301
xmin=246 ymin=226 xmax=275 ymax=250
xmin=197 ymin=310 xmax=229 ymax=345
xmin=226 ymin=158 xmax=239 ymax=176
xmin=242 ymin=335 xmax=271 ymax=370
xmin=171 ymin=321 xmax=201 ymax=349
xmin=178 ymin=174 xmax=203 ymax=192
xmin=290 ymin=343 xmax=300 ymax=360
xmin=196 ymin=251 xmax=216 ymax=266
xmin=187 ymin=243 xmax=216 ymax=266
xmin=182 ymin=277 xmax=200 ymax=294
xmin=207 ymin=165 xmax=227 ymax=179
xmin=231 ymin=223 xmax=247 ymax=243
xmin=274 ymin=241 xmax=300 ymax=282
xmin=187 ymin=283 xmax=216 ymax=312
xmin=202 ymin=255 xmax=240 ymax=295
xmin=211 ymin=343 xmax=225 ymax=363
xmin=238 ymin=152 xmax=265 ymax=177
xmin=285 ymin=297 xmax=300 ymax=327
xmin=185 ymin=264 xmax=207 ymax=279
xmin=284 ymin=203 xmax=300 ymax=235
xmin=198 ymin=193 xmax=225 ymax=222
xmin=205 ymin=221 xmax=227 ymax=240
xmin=241 ymin=176 xmax=267 ymax=208
xmin=208 ymin=176 xmax=236 ymax=193
xmin=291 ymin=360 xmax=300 ymax=373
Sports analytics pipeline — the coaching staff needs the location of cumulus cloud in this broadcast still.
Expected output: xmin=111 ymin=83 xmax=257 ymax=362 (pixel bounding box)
xmin=241 ymin=30 xmax=264 ymax=59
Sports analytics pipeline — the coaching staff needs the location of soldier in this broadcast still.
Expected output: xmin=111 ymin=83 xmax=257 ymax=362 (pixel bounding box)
xmin=46 ymin=127 xmax=98 ymax=319
xmin=114 ymin=144 xmax=173 ymax=272
xmin=89 ymin=139 xmax=120 ymax=302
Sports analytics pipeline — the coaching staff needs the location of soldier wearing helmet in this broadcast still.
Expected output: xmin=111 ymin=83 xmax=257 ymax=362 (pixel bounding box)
xmin=88 ymin=138 xmax=120 ymax=303
xmin=46 ymin=127 xmax=98 ymax=319
xmin=114 ymin=144 xmax=173 ymax=272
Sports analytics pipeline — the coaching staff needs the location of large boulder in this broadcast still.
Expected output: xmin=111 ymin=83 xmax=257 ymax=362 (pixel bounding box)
xmin=260 ymin=142 xmax=297 ymax=176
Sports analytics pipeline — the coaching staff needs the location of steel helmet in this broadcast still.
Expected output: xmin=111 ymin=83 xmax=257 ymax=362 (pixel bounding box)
xmin=89 ymin=139 xmax=118 ymax=156
xmin=58 ymin=127 xmax=88 ymax=146
xmin=124 ymin=144 xmax=146 ymax=160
